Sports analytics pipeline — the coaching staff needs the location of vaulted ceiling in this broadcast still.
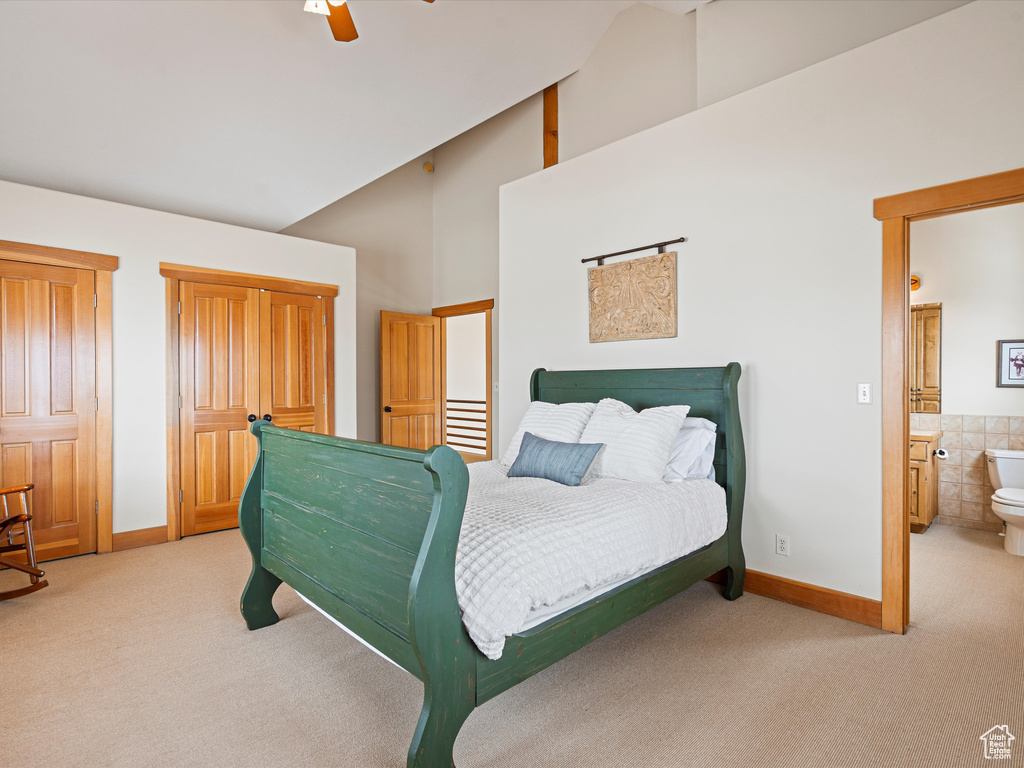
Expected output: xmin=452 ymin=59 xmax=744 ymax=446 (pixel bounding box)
xmin=0 ymin=0 xmax=705 ymax=232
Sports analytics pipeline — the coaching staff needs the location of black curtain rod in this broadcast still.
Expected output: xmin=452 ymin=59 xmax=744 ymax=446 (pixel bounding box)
xmin=581 ymin=236 xmax=687 ymax=265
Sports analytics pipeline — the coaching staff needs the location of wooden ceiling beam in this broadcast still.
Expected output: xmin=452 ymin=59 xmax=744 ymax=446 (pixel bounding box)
xmin=543 ymin=84 xmax=558 ymax=168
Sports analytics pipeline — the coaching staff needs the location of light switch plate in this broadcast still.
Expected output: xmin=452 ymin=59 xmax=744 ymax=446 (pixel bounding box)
xmin=857 ymin=382 xmax=872 ymax=404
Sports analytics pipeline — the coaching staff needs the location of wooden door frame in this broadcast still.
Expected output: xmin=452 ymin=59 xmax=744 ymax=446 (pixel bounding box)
xmin=161 ymin=263 xmax=338 ymax=541
xmin=0 ymin=240 xmax=118 ymax=554
xmin=432 ymin=299 xmax=494 ymax=461
xmin=874 ymin=167 xmax=1024 ymax=633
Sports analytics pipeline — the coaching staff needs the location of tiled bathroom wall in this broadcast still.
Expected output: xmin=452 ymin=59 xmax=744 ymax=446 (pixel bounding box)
xmin=910 ymin=412 xmax=1022 ymax=532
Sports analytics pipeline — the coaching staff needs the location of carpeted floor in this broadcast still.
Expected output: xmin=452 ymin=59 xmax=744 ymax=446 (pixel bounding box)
xmin=1 ymin=523 xmax=1021 ymax=767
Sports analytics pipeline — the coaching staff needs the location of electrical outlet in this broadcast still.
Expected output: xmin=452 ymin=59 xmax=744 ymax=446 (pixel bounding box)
xmin=776 ymin=534 xmax=790 ymax=557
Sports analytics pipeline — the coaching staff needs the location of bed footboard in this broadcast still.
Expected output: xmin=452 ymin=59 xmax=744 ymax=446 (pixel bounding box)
xmin=239 ymin=362 xmax=746 ymax=767
xmin=238 ymin=423 xmax=474 ymax=767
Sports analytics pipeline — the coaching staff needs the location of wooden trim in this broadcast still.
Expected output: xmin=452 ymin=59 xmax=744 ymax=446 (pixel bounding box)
xmin=0 ymin=239 xmax=119 ymax=271
xmin=485 ymin=308 xmax=493 ymax=460
xmin=324 ymin=296 xmax=336 ymax=434
xmin=908 ymin=196 xmax=1024 ymax=223
xmin=95 ymin=270 xmax=114 ymax=554
xmin=709 ymin=569 xmax=882 ymax=629
xmin=439 ymin=316 xmax=448 ymax=448
xmin=165 ymin=278 xmax=181 ymax=542
xmin=874 ymin=167 xmax=1024 ymax=220
xmin=158 ymin=263 xmax=339 ymax=298
xmin=433 ymin=300 xmax=494 ymax=460
xmin=112 ymin=525 xmax=168 ymax=552
xmin=881 ymin=216 xmax=910 ymax=633
xmin=432 ymin=299 xmax=494 ymax=318
xmin=543 ymin=83 xmax=558 ymax=169
xmin=876 ymin=167 xmax=1024 ymax=635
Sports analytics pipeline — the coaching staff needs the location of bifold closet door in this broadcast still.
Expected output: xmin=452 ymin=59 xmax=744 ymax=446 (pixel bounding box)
xmin=179 ymin=282 xmax=260 ymax=536
xmin=0 ymin=259 xmax=97 ymax=559
xmin=179 ymin=283 xmax=329 ymax=536
xmin=260 ymin=291 xmax=327 ymax=434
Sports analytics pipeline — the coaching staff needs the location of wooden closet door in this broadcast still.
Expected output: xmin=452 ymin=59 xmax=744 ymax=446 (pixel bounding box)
xmin=259 ymin=291 xmax=327 ymax=433
xmin=380 ymin=311 xmax=441 ymax=449
xmin=0 ymin=259 xmax=96 ymax=559
xmin=179 ymin=282 xmax=260 ymax=536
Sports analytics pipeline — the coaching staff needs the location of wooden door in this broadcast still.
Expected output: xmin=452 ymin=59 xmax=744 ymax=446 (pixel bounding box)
xmin=0 ymin=259 xmax=96 ymax=560
xmin=179 ymin=282 xmax=260 ymax=536
xmin=910 ymin=304 xmax=941 ymax=413
xmin=380 ymin=311 xmax=442 ymax=449
xmin=908 ymin=463 xmax=921 ymax=525
xmin=260 ymin=291 xmax=328 ymax=433
xmin=178 ymin=285 xmax=329 ymax=536
xmin=917 ymin=305 xmax=941 ymax=413
xmin=909 ymin=307 xmax=920 ymax=412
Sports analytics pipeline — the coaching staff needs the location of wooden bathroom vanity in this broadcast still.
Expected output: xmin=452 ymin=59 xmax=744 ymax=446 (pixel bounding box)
xmin=910 ymin=431 xmax=942 ymax=532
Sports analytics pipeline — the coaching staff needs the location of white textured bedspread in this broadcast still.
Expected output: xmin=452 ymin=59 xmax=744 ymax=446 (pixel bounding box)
xmin=456 ymin=461 xmax=728 ymax=660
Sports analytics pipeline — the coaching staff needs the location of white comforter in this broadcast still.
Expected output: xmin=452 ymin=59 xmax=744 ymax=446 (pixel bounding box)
xmin=456 ymin=461 xmax=728 ymax=660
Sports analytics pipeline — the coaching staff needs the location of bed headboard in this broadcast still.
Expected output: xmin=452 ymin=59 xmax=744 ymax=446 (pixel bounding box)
xmin=529 ymin=364 xmax=745 ymax=517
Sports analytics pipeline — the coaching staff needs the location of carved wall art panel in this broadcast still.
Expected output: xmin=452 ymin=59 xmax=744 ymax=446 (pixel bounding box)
xmin=588 ymin=252 xmax=677 ymax=343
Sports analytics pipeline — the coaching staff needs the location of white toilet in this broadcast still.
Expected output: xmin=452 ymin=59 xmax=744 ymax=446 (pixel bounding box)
xmin=985 ymin=448 xmax=1024 ymax=556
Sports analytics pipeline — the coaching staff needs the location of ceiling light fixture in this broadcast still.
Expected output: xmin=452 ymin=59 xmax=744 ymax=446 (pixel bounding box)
xmin=305 ymin=0 xmax=434 ymax=44
xmin=303 ymin=0 xmax=330 ymax=15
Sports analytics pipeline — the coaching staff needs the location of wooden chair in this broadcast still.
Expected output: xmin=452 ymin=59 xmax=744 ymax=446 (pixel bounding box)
xmin=0 ymin=484 xmax=48 ymax=601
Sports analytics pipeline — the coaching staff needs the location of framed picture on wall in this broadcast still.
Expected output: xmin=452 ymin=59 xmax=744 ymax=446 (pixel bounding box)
xmin=996 ymin=339 xmax=1024 ymax=387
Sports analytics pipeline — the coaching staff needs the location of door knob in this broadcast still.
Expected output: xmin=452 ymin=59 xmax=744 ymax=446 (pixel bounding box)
xmin=263 ymin=414 xmax=273 ymax=422
xmin=383 ymin=406 xmax=393 ymax=413
xmin=247 ymin=414 xmax=257 ymax=423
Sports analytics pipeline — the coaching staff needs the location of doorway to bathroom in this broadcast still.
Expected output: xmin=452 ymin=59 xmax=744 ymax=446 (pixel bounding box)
xmin=875 ymin=167 xmax=1024 ymax=633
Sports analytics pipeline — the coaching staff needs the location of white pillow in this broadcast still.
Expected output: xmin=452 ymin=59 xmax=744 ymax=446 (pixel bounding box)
xmin=689 ymin=435 xmax=718 ymax=480
xmin=579 ymin=398 xmax=690 ymax=482
xmin=500 ymin=401 xmax=597 ymax=466
xmin=664 ymin=425 xmax=717 ymax=483
xmin=683 ymin=416 xmax=717 ymax=432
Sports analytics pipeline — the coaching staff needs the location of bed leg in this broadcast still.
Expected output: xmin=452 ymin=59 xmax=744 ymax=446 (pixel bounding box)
xmin=407 ymin=687 xmax=473 ymax=768
xmin=723 ymin=563 xmax=745 ymax=601
xmin=240 ymin=565 xmax=282 ymax=630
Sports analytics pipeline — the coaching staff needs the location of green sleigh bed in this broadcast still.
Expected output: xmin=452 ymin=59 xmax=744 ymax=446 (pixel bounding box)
xmin=238 ymin=364 xmax=746 ymax=767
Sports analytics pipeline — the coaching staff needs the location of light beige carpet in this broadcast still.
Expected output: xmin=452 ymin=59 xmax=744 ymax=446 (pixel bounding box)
xmin=1 ymin=524 xmax=1021 ymax=767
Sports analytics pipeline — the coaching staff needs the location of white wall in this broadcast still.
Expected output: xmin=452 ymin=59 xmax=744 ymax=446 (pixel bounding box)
xmin=433 ymin=97 xmax=541 ymax=309
xmin=280 ymin=0 xmax=956 ymax=454
xmin=0 ymin=180 xmax=357 ymax=534
xmin=695 ymin=0 xmax=970 ymax=107
xmin=499 ymin=0 xmax=1024 ymax=600
xmin=911 ymin=203 xmax=1024 ymax=417
xmin=432 ymin=95 xmax=542 ymax=440
xmin=282 ymin=154 xmax=434 ymax=442
xmin=559 ymin=2 xmax=697 ymax=162
xmin=445 ymin=313 xmax=487 ymax=402
xmin=445 ymin=312 xmax=488 ymax=455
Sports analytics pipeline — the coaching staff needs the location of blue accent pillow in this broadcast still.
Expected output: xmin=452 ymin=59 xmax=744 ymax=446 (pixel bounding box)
xmin=508 ymin=432 xmax=604 ymax=487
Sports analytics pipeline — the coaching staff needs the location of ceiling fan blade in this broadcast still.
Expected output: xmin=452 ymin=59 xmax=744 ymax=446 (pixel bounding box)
xmin=327 ymin=2 xmax=358 ymax=42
